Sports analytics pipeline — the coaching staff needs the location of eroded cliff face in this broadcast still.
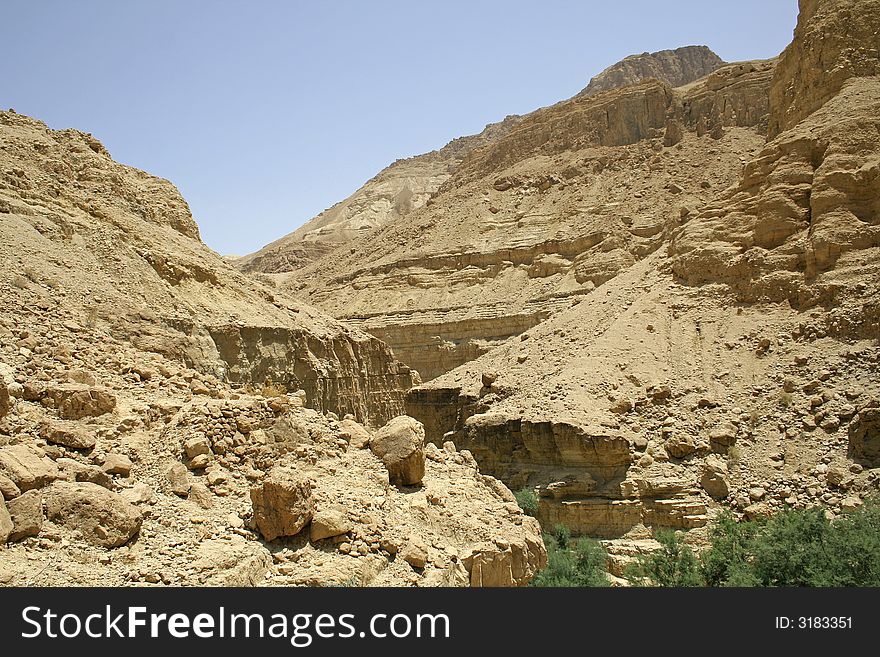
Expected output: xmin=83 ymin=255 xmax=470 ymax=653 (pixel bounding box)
xmin=0 ymin=111 xmax=416 ymax=426
xmin=576 ymin=45 xmax=725 ymax=98
xmin=405 ymin=0 xmax=880 ymax=551
xmin=281 ymin=59 xmax=774 ymax=382
xmin=768 ymin=0 xmax=880 ymax=137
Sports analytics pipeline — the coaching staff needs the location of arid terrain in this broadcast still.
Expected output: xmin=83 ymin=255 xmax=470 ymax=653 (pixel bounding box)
xmin=2 ymin=0 xmax=879 ymax=586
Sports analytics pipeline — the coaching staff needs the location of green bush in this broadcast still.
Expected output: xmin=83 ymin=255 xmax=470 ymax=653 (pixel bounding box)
xmin=514 ymin=487 xmax=539 ymax=517
xmin=530 ymin=531 xmax=609 ymax=587
xmin=552 ymin=524 xmax=571 ymax=550
xmin=624 ymin=529 xmax=702 ymax=587
xmin=622 ymin=498 xmax=880 ymax=587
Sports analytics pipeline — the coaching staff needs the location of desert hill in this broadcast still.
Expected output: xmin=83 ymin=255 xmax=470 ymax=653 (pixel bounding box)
xmin=0 ymin=112 xmax=544 ymax=585
xmin=239 ymin=45 xmax=727 ymax=280
xmin=403 ymin=0 xmax=880 ymax=568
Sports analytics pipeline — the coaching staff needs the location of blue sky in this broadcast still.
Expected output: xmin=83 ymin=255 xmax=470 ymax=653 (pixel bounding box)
xmin=2 ymin=1 xmax=798 ymax=255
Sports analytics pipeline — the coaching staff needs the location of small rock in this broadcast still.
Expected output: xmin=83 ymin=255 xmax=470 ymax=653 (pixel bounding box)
xmin=311 ymin=506 xmax=352 ymax=541
xmin=102 ymin=453 xmax=132 ymax=476
xmin=400 ymin=538 xmax=428 ymax=569
xmin=748 ymin=487 xmax=766 ymax=501
xmin=165 ymin=462 xmax=191 ymax=496
xmin=0 ymin=496 xmax=12 ymax=543
xmin=339 ymin=418 xmax=372 ymax=450
xmin=0 ymin=474 xmax=21 ymax=501
xmin=188 ymin=482 xmax=213 ymax=509
xmin=184 ymin=436 xmax=212 ymax=459
xmin=188 ymin=454 xmax=211 ymax=470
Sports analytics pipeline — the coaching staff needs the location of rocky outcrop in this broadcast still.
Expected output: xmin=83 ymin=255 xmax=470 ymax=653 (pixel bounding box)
xmin=205 ymin=324 xmax=417 ymax=423
xmin=576 ymin=45 xmax=724 ymax=98
xmin=261 ymin=50 xmax=776 ymax=385
xmin=0 ymin=110 xmax=417 ymax=426
xmin=404 ymin=0 xmax=880 ymax=545
xmin=768 ymin=0 xmax=880 ymax=137
xmin=681 ymin=59 xmax=777 ymax=134
xmin=849 ymin=399 xmax=880 ymax=465
xmin=670 ymin=0 xmax=880 ymax=309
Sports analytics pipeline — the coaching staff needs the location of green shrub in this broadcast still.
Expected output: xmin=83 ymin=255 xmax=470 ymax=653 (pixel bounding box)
xmin=531 ymin=531 xmax=608 ymax=587
xmin=553 ymin=524 xmax=571 ymax=550
xmin=623 ymin=498 xmax=880 ymax=587
xmin=625 ymin=529 xmax=702 ymax=587
xmin=529 ymin=499 xmax=880 ymax=587
xmin=514 ymin=487 xmax=539 ymax=517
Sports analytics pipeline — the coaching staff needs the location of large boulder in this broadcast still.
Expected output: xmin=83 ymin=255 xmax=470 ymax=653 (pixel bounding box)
xmin=6 ymin=489 xmax=42 ymax=542
xmin=370 ymin=416 xmax=426 ymax=486
xmin=0 ymin=445 xmax=61 ymax=492
xmin=44 ymin=481 xmax=142 ymax=548
xmin=250 ymin=468 xmax=314 ymax=541
xmin=849 ymin=399 xmax=880 ymax=465
xmin=700 ymin=455 xmax=730 ymax=499
xmin=40 ymin=421 xmax=96 ymax=450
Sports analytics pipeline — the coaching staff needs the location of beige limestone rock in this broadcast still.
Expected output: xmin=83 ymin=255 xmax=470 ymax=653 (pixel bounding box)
xmin=700 ymin=456 xmax=729 ymax=499
xmin=0 ymin=474 xmax=20 ymax=501
xmin=0 ymin=445 xmax=61 ymax=492
xmin=250 ymin=468 xmax=315 ymax=541
xmin=41 ymin=421 xmax=96 ymax=450
xmin=46 ymin=383 xmax=116 ymax=420
xmin=310 ymin=506 xmax=351 ymax=541
xmin=102 ymin=453 xmax=132 ymax=476
xmin=339 ymin=418 xmax=372 ymax=449
xmin=849 ymin=400 xmax=880 ymax=465
xmin=0 ymin=495 xmax=12 ymax=544
xmin=6 ymin=489 xmax=42 ymax=541
xmin=44 ymin=482 xmax=143 ymax=548
xmin=370 ymin=416 xmax=426 ymax=486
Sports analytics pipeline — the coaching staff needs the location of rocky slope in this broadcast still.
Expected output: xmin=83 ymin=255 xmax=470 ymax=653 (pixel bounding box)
xmin=575 ymin=45 xmax=724 ymax=98
xmin=0 ymin=113 xmax=544 ymax=585
xmin=238 ymin=46 xmax=725 ymax=279
xmin=237 ymin=115 xmax=523 ymax=274
xmin=0 ymin=111 xmax=419 ymax=425
xmin=279 ymin=58 xmax=775 ymax=382
xmin=405 ymin=0 xmax=880 ymax=567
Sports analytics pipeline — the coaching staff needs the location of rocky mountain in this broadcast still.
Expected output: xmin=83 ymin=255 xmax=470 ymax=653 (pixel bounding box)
xmin=237 ymin=115 xmax=523 ymax=274
xmin=238 ymin=46 xmax=725 ymax=277
xmin=281 ymin=57 xmax=775 ymax=382
xmin=575 ymin=45 xmax=725 ymax=98
xmin=2 ymin=0 xmax=876 ymax=588
xmin=0 ymin=112 xmax=545 ymax=585
xmin=404 ymin=0 xmax=880 ymax=571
